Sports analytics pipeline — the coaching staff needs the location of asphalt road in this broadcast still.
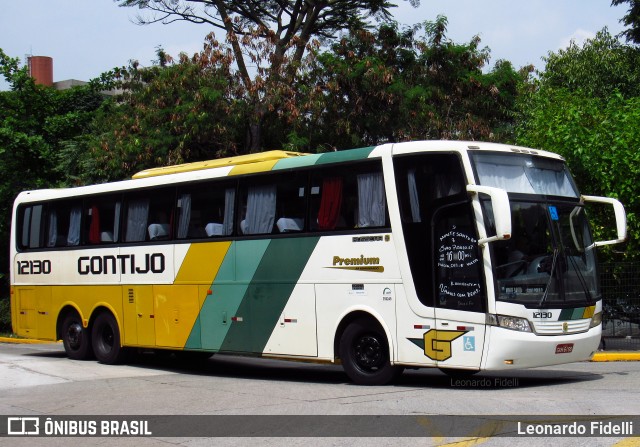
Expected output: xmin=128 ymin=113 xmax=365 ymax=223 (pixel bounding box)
xmin=0 ymin=342 xmax=639 ymax=447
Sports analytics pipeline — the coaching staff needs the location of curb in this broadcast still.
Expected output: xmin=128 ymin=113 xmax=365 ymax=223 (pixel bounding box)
xmin=591 ymin=352 xmax=640 ymax=362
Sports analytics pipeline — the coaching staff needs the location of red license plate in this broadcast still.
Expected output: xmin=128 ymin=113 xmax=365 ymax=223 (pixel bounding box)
xmin=555 ymin=343 xmax=574 ymax=354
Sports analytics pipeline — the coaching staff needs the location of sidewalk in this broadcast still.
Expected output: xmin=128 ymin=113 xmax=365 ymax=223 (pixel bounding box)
xmin=2 ymin=336 xmax=640 ymax=361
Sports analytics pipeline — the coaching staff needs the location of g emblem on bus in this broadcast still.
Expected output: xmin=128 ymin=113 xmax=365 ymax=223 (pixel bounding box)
xmin=562 ymin=322 xmax=569 ymax=333
xmin=408 ymin=329 xmax=466 ymax=361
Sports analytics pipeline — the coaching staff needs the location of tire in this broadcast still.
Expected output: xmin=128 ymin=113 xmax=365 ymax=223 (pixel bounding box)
xmin=91 ymin=312 xmax=127 ymax=364
xmin=61 ymin=313 xmax=93 ymax=360
xmin=339 ymin=318 xmax=404 ymax=385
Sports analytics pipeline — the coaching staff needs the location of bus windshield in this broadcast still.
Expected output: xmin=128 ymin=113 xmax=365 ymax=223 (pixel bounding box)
xmin=472 ymin=152 xmax=599 ymax=308
xmin=488 ymin=201 xmax=599 ymax=308
xmin=472 ymin=152 xmax=579 ymax=198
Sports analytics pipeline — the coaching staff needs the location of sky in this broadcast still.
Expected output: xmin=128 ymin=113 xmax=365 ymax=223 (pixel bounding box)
xmin=0 ymin=0 xmax=630 ymax=90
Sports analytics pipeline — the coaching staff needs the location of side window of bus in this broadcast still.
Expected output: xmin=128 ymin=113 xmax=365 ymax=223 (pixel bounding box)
xmin=237 ymin=173 xmax=307 ymax=235
xmin=395 ymin=154 xmax=466 ymax=223
xmin=393 ymin=154 xmax=467 ymax=307
xmin=176 ymin=181 xmax=236 ymax=239
xmin=124 ymin=189 xmax=175 ymax=242
xmin=18 ymin=204 xmax=44 ymax=250
xmin=45 ymin=200 xmax=83 ymax=248
xmin=84 ymin=195 xmax=121 ymax=244
xmin=309 ymin=164 xmax=388 ymax=231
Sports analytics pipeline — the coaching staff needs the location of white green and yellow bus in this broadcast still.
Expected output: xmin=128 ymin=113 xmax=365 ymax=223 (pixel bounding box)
xmin=10 ymin=141 xmax=626 ymax=385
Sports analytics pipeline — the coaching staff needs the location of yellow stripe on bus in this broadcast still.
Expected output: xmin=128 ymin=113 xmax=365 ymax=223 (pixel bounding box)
xmin=174 ymin=242 xmax=232 ymax=284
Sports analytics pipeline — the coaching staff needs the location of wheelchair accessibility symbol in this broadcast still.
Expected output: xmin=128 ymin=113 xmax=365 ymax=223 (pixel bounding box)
xmin=463 ymin=336 xmax=475 ymax=352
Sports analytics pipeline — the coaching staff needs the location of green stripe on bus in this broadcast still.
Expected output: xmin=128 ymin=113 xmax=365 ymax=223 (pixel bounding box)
xmin=558 ymin=307 xmax=585 ymax=321
xmin=272 ymin=154 xmax=322 ymax=170
xmin=187 ymin=239 xmax=270 ymax=351
xmin=313 ymin=147 xmax=376 ymax=166
xmin=219 ymin=237 xmax=319 ymax=353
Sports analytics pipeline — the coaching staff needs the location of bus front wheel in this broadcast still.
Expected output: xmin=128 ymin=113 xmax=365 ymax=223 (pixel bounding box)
xmin=339 ymin=319 xmax=403 ymax=385
xmin=61 ymin=313 xmax=93 ymax=360
xmin=92 ymin=312 xmax=127 ymax=364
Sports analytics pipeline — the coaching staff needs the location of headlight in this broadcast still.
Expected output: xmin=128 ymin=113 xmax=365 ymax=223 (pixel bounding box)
xmin=590 ymin=311 xmax=602 ymax=328
xmin=496 ymin=315 xmax=532 ymax=332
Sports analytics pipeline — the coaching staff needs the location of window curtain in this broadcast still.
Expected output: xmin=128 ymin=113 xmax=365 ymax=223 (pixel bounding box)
xmin=407 ymin=169 xmax=421 ymax=223
xmin=113 ymin=202 xmax=121 ymax=242
xmin=67 ymin=206 xmax=82 ymax=246
xmin=525 ymin=168 xmax=577 ymax=197
xmin=177 ymin=194 xmax=191 ymax=239
xmin=317 ymin=177 xmax=343 ymax=230
xmin=476 ymin=162 xmax=577 ymax=197
xmin=125 ymin=198 xmax=150 ymax=242
xmin=47 ymin=210 xmax=58 ymax=247
xmin=244 ymin=184 xmax=276 ymax=234
xmin=223 ymin=188 xmax=235 ymax=236
xmin=89 ymin=206 xmax=101 ymax=244
xmin=357 ymin=172 xmax=386 ymax=227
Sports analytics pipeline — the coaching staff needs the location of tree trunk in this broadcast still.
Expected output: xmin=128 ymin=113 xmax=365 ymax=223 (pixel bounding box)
xmin=247 ymin=121 xmax=262 ymax=153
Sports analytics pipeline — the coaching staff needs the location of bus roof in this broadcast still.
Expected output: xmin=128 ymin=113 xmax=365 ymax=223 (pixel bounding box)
xmin=132 ymin=150 xmax=309 ymax=179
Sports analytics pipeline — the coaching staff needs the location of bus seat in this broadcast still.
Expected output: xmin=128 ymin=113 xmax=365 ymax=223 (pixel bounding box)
xmin=148 ymin=223 xmax=169 ymax=240
xmin=205 ymin=223 xmax=223 ymax=237
xmin=277 ymin=217 xmax=303 ymax=232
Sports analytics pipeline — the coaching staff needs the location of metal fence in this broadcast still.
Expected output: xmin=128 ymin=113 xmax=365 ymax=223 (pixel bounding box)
xmin=601 ymin=262 xmax=640 ymax=351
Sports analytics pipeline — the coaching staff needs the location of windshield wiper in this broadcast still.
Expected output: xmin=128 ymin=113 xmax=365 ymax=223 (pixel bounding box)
xmin=537 ymin=248 xmax=559 ymax=308
xmin=565 ymin=248 xmax=595 ymax=306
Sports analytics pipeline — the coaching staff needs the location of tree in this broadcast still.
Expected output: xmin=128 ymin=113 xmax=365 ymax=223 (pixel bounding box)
xmin=115 ymin=0 xmax=419 ymax=152
xmin=294 ymin=17 xmax=527 ymax=149
xmin=0 ymin=49 xmax=105 ymax=298
xmin=515 ymin=30 xmax=640 ymax=260
xmin=85 ymin=43 xmax=246 ymax=181
xmin=612 ymin=0 xmax=640 ymax=45
xmin=540 ymin=29 xmax=640 ymax=98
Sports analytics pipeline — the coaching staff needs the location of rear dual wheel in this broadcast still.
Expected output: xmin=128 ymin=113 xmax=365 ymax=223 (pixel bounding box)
xmin=91 ymin=312 xmax=127 ymax=364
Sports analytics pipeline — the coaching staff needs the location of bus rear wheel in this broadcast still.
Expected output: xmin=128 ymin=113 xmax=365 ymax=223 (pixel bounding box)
xmin=92 ymin=312 xmax=127 ymax=364
xmin=61 ymin=313 xmax=93 ymax=360
xmin=339 ymin=318 xmax=403 ymax=385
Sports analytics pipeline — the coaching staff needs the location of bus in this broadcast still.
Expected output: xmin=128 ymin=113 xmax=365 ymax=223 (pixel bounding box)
xmin=10 ymin=141 xmax=627 ymax=385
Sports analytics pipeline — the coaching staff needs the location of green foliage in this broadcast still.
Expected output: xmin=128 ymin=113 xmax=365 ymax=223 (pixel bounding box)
xmin=541 ymin=29 xmax=640 ymax=98
xmin=115 ymin=0 xmax=421 ymax=152
xmin=516 ymin=30 xmax=640 ymax=260
xmin=0 ymin=296 xmax=10 ymax=334
xmin=85 ymin=43 xmax=248 ymax=181
xmin=612 ymin=0 xmax=640 ymax=45
xmin=299 ymin=18 xmax=527 ymax=148
xmin=0 ymin=49 xmax=106 ymax=285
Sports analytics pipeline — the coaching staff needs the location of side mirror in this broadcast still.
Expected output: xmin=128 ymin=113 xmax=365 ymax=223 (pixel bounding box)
xmin=582 ymin=195 xmax=627 ymax=246
xmin=467 ymin=185 xmax=512 ymax=246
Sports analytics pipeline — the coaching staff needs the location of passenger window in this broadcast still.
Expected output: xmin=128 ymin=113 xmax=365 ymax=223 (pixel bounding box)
xmin=84 ymin=195 xmax=121 ymax=244
xmin=176 ymin=181 xmax=236 ymax=239
xmin=238 ymin=173 xmax=307 ymax=235
xmin=124 ymin=189 xmax=175 ymax=242
xmin=45 ymin=200 xmax=83 ymax=247
xmin=309 ymin=164 xmax=388 ymax=232
xmin=18 ymin=204 xmax=44 ymax=249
